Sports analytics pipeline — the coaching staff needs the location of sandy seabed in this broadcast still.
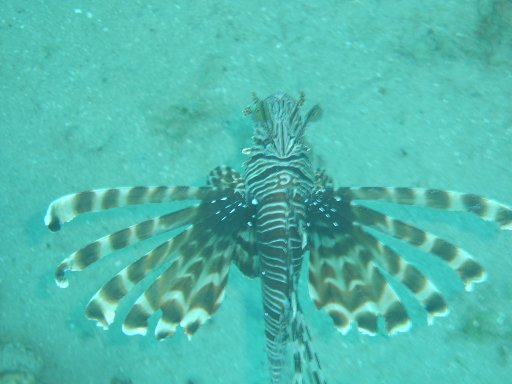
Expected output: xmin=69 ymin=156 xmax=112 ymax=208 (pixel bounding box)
xmin=1 ymin=1 xmax=511 ymax=383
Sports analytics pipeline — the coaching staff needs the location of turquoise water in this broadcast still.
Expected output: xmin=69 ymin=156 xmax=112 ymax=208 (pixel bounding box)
xmin=1 ymin=1 xmax=511 ymax=383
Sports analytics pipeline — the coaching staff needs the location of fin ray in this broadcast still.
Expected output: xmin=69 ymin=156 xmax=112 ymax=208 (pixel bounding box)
xmin=54 ymin=206 xmax=198 ymax=287
xmin=336 ymin=187 xmax=512 ymax=229
xmin=351 ymin=203 xmax=487 ymax=291
xmin=45 ymin=186 xmax=217 ymax=231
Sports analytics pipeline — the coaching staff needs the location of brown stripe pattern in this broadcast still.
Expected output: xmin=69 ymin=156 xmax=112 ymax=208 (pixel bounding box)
xmin=339 ymin=187 xmax=512 ymax=229
xmin=44 ymin=185 xmax=217 ymax=232
xmin=307 ymin=174 xmax=511 ymax=337
xmin=243 ymin=93 xmax=326 ymax=384
xmin=47 ymin=166 xmax=255 ymax=340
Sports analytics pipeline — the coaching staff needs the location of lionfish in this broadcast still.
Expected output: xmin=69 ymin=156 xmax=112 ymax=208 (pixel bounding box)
xmin=45 ymin=93 xmax=512 ymax=383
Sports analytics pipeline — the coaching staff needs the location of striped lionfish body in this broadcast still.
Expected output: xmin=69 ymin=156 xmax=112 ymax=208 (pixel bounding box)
xmin=243 ymin=94 xmax=323 ymax=383
xmin=45 ymin=93 xmax=512 ymax=384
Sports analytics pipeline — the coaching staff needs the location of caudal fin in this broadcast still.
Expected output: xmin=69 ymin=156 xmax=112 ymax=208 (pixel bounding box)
xmin=291 ymin=302 xmax=327 ymax=384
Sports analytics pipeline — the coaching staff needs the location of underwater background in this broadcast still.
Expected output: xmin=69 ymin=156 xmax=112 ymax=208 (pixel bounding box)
xmin=1 ymin=1 xmax=511 ymax=383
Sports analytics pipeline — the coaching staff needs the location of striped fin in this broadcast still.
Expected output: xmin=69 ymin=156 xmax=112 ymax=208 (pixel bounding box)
xmin=54 ymin=206 xmax=198 ymax=288
xmin=291 ymin=302 xmax=326 ymax=384
xmin=232 ymin=226 xmax=259 ymax=277
xmin=51 ymin=167 xmax=251 ymax=288
xmin=48 ymin=165 xmax=255 ymax=340
xmin=351 ymin=203 xmax=486 ymax=291
xmin=308 ymin=179 xmax=512 ymax=336
xmin=337 ymin=187 xmax=512 ymax=230
xmin=45 ymin=185 xmax=217 ymax=231
xmin=351 ymin=224 xmax=449 ymax=327
xmin=207 ymin=165 xmax=245 ymax=191
xmin=121 ymin=225 xmax=234 ymax=339
xmin=210 ymin=165 xmax=259 ymax=277
xmin=159 ymin=236 xmax=232 ymax=340
xmin=76 ymin=190 xmax=248 ymax=337
xmin=308 ymin=227 xmax=411 ymax=335
xmin=307 ymin=185 xmax=451 ymax=334
xmin=85 ymin=229 xmax=191 ymax=329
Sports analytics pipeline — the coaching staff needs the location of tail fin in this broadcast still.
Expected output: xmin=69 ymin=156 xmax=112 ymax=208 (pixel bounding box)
xmin=291 ymin=301 xmax=327 ymax=384
xmin=265 ymin=296 xmax=327 ymax=384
